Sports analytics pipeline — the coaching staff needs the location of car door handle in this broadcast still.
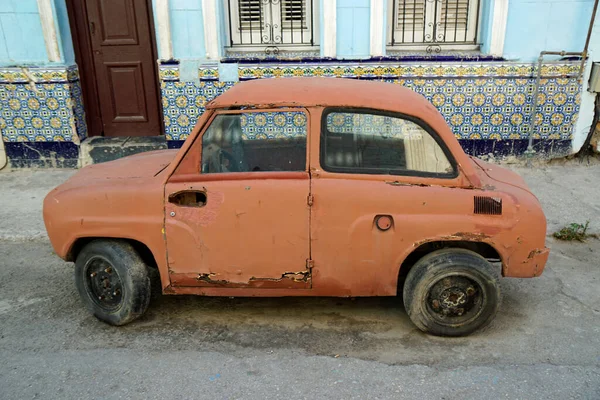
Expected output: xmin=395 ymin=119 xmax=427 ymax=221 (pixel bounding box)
xmin=168 ymin=190 xmax=207 ymax=207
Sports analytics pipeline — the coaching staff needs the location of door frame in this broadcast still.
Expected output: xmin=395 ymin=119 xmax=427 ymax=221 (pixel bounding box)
xmin=164 ymin=107 xmax=313 ymax=291
xmin=65 ymin=0 xmax=164 ymax=137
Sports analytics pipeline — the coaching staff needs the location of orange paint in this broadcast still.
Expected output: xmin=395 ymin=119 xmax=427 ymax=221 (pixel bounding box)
xmin=44 ymin=78 xmax=549 ymax=297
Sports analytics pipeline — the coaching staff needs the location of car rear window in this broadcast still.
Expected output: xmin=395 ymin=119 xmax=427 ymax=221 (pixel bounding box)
xmin=321 ymin=109 xmax=455 ymax=177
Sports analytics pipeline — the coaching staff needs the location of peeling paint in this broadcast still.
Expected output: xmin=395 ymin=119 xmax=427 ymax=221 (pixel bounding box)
xmin=441 ymin=232 xmax=492 ymax=242
xmin=196 ymin=273 xmax=229 ymax=285
xmin=195 ymin=269 xmax=312 ymax=286
xmin=251 ymin=270 xmax=312 ymax=283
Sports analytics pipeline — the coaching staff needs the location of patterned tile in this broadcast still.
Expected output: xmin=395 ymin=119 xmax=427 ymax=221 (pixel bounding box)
xmin=160 ymin=80 xmax=234 ymax=140
xmin=0 ymin=65 xmax=80 ymax=84
xmin=159 ymin=65 xmax=180 ymax=82
xmin=240 ymin=111 xmax=307 ymax=139
xmin=0 ymin=66 xmax=87 ymax=142
xmin=159 ymin=61 xmax=583 ymax=141
xmin=237 ymin=62 xmax=582 ymax=80
xmin=327 ymin=112 xmax=411 ymax=137
xmin=223 ymin=50 xmax=321 ymax=61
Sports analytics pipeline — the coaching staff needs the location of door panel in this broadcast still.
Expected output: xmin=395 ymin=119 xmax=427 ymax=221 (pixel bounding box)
xmin=311 ymin=178 xmax=474 ymax=296
xmin=165 ymin=177 xmax=312 ymax=289
xmin=98 ymin=0 xmax=139 ymax=45
xmin=164 ymin=108 xmax=312 ymax=289
xmin=106 ymin=62 xmax=148 ymax=122
xmin=309 ymin=107 xmax=465 ymax=296
xmin=85 ymin=0 xmax=161 ymax=137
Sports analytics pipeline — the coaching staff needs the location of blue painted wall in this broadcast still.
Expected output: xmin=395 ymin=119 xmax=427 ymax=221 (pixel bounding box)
xmin=170 ymin=0 xmax=206 ymax=59
xmin=0 ymin=0 xmax=596 ymax=66
xmin=479 ymin=0 xmax=494 ymax=55
xmin=503 ymin=0 xmax=595 ymax=61
xmin=337 ymin=0 xmax=371 ymax=59
xmin=0 ymin=0 xmax=74 ymax=66
xmin=119 ymin=0 xmax=600 ymax=62
xmin=0 ymin=0 xmax=47 ymax=65
xmin=53 ymin=0 xmax=75 ymax=64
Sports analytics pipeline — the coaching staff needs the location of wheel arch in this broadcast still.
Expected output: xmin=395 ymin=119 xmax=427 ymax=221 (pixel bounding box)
xmin=396 ymin=240 xmax=502 ymax=296
xmin=67 ymin=237 xmax=159 ymax=271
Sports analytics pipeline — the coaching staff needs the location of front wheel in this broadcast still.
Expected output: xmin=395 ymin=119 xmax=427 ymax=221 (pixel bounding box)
xmin=403 ymin=248 xmax=501 ymax=336
xmin=75 ymin=239 xmax=151 ymax=326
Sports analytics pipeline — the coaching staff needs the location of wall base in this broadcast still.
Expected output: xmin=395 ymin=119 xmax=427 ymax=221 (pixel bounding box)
xmin=4 ymin=142 xmax=79 ymax=168
xmin=79 ymin=136 xmax=168 ymax=166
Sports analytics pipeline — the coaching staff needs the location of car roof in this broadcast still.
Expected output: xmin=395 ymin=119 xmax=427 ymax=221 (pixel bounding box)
xmin=206 ymin=77 xmax=436 ymax=115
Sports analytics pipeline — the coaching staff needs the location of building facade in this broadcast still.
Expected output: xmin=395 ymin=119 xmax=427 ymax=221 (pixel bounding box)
xmin=0 ymin=0 xmax=598 ymax=168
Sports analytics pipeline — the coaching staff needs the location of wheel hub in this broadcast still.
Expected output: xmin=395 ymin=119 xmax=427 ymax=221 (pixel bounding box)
xmin=428 ymin=276 xmax=481 ymax=319
xmin=85 ymin=258 xmax=123 ymax=310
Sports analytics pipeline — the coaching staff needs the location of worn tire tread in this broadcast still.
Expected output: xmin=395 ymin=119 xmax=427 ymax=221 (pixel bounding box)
xmin=74 ymin=239 xmax=151 ymax=326
xmin=403 ymin=248 xmax=501 ymax=337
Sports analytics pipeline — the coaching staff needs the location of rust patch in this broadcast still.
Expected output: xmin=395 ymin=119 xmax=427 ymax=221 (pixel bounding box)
xmin=196 ymin=273 xmax=229 ymax=285
xmin=250 ymin=270 xmax=311 ymax=283
xmin=442 ymin=232 xmax=492 ymax=241
xmin=524 ymin=249 xmax=543 ymax=262
xmin=412 ymin=232 xmax=492 ymax=249
xmin=385 ymin=180 xmax=482 ymax=190
xmin=163 ymin=285 xmax=176 ymax=294
xmin=194 ymin=270 xmax=311 ymax=286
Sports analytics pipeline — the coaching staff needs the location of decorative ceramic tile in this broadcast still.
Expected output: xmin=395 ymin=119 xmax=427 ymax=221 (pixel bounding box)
xmin=198 ymin=66 xmax=219 ymax=80
xmin=70 ymin=80 xmax=88 ymax=140
xmin=0 ymin=66 xmax=87 ymax=142
xmin=160 ymin=80 xmax=235 ymax=140
xmin=0 ymin=65 xmax=80 ymax=84
xmin=327 ymin=112 xmax=411 ymax=137
xmin=159 ymin=65 xmax=180 ymax=82
xmin=223 ymin=50 xmax=320 ymax=61
xmin=158 ymin=61 xmax=582 ymax=142
xmin=237 ymin=62 xmax=582 ymax=80
xmin=240 ymin=111 xmax=307 ymax=139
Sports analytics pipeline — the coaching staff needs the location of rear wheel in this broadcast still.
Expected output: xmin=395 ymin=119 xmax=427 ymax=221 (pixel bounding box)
xmin=75 ymin=240 xmax=151 ymax=326
xmin=403 ymin=248 xmax=500 ymax=336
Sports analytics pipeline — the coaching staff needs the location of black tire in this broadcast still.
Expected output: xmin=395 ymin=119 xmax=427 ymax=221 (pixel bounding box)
xmin=75 ymin=239 xmax=151 ymax=326
xmin=403 ymin=248 xmax=501 ymax=337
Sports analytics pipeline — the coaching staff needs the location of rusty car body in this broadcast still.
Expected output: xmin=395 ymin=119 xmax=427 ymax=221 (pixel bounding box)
xmin=44 ymin=78 xmax=549 ymax=336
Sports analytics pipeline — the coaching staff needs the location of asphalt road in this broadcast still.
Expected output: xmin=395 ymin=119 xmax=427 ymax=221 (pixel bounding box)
xmin=0 ymin=238 xmax=598 ymax=399
xmin=0 ymin=162 xmax=599 ymax=399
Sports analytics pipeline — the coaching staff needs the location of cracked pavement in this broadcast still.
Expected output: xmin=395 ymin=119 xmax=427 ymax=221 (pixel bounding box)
xmin=0 ymin=162 xmax=599 ymax=399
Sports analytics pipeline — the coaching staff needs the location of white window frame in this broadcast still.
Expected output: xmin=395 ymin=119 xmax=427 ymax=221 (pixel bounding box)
xmin=224 ymin=0 xmax=320 ymax=52
xmin=386 ymin=0 xmax=481 ymax=52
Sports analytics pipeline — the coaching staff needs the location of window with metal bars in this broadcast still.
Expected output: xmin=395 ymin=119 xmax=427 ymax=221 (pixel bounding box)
xmin=388 ymin=0 xmax=481 ymax=52
xmin=226 ymin=0 xmax=317 ymax=54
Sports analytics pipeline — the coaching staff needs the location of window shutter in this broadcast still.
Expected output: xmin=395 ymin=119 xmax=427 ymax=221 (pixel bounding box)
xmin=239 ymin=0 xmax=262 ymax=30
xmin=282 ymin=0 xmax=307 ymax=28
xmin=396 ymin=0 xmax=426 ymax=30
xmin=440 ymin=0 xmax=470 ymax=31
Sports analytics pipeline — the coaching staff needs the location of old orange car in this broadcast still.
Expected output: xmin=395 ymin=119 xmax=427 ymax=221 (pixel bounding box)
xmin=43 ymin=78 xmax=549 ymax=336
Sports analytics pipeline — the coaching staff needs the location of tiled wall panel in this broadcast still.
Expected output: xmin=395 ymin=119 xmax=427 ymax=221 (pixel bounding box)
xmin=159 ymin=62 xmax=582 ymax=143
xmin=0 ymin=66 xmax=87 ymax=143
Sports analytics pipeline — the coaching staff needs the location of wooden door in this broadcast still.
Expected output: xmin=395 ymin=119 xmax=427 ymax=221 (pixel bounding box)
xmin=68 ymin=0 xmax=162 ymax=137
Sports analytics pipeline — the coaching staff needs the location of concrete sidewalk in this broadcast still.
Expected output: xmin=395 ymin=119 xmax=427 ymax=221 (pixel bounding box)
xmin=0 ymin=161 xmax=599 ymax=241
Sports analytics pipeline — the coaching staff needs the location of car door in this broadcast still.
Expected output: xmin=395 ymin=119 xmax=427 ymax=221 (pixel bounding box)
xmin=310 ymin=108 xmax=464 ymax=296
xmin=164 ymin=109 xmax=312 ymax=289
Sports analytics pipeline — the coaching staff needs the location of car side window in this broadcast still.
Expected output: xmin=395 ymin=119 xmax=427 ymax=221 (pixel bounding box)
xmin=322 ymin=110 xmax=454 ymax=176
xmin=201 ymin=111 xmax=307 ymax=173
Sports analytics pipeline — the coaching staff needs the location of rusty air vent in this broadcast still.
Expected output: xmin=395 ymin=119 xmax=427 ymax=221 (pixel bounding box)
xmin=474 ymin=196 xmax=502 ymax=215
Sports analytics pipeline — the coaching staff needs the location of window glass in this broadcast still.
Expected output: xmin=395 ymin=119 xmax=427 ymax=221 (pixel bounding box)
xmin=202 ymin=111 xmax=307 ymax=173
xmin=322 ymin=111 xmax=453 ymax=175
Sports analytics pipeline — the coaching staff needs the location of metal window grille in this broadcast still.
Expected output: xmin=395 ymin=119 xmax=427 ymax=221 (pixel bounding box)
xmin=227 ymin=0 xmax=316 ymax=54
xmin=389 ymin=0 xmax=481 ymax=52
